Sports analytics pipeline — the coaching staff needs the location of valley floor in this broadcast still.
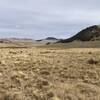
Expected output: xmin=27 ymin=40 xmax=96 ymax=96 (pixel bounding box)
xmin=0 ymin=47 xmax=100 ymax=100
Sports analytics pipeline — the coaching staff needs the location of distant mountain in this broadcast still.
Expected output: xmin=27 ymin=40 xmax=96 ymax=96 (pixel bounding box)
xmin=45 ymin=37 xmax=58 ymax=40
xmin=9 ymin=38 xmax=34 ymax=41
xmin=37 ymin=37 xmax=59 ymax=41
xmin=0 ymin=39 xmax=12 ymax=43
xmin=0 ymin=38 xmax=34 ymax=44
xmin=58 ymin=25 xmax=100 ymax=43
xmin=36 ymin=37 xmax=60 ymax=44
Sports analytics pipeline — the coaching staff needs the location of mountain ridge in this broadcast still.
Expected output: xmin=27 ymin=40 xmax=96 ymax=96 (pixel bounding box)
xmin=58 ymin=25 xmax=100 ymax=43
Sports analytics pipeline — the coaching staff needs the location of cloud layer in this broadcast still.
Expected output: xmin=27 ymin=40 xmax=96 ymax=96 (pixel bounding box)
xmin=0 ymin=0 xmax=100 ymax=39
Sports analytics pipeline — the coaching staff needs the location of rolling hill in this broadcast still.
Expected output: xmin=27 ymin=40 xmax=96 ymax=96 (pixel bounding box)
xmin=36 ymin=37 xmax=60 ymax=44
xmin=58 ymin=25 xmax=100 ymax=43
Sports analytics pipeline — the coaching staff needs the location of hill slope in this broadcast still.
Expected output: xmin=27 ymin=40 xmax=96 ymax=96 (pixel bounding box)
xmin=58 ymin=25 xmax=100 ymax=43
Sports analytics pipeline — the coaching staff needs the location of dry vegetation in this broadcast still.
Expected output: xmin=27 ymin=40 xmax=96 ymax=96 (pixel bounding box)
xmin=0 ymin=47 xmax=99 ymax=100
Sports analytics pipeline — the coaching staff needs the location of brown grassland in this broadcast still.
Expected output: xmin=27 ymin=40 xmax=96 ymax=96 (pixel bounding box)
xmin=0 ymin=44 xmax=99 ymax=100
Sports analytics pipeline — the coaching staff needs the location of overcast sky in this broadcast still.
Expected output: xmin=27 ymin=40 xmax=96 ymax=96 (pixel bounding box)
xmin=0 ymin=0 xmax=100 ymax=39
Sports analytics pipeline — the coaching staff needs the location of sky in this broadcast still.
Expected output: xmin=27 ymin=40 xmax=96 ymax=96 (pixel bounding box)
xmin=0 ymin=0 xmax=100 ymax=39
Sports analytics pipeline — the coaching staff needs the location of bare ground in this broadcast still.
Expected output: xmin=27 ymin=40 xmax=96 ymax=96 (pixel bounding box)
xmin=0 ymin=47 xmax=99 ymax=100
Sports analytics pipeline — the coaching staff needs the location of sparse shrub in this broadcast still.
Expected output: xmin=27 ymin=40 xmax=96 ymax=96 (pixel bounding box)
xmin=20 ymin=51 xmax=23 ymax=53
xmin=3 ymin=94 xmax=13 ymax=100
xmin=41 ymin=80 xmax=49 ymax=86
xmin=40 ymin=70 xmax=50 ymax=75
xmin=40 ymin=51 xmax=51 ymax=54
xmin=36 ymin=79 xmax=49 ymax=89
xmin=57 ymin=60 xmax=60 ymax=63
xmin=9 ymin=51 xmax=17 ymax=54
xmin=0 ymin=92 xmax=22 ymax=100
xmin=47 ymin=92 xmax=54 ymax=98
xmin=88 ymin=52 xmax=92 ymax=54
xmin=46 ymin=42 xmax=50 ymax=45
xmin=87 ymin=58 xmax=99 ymax=64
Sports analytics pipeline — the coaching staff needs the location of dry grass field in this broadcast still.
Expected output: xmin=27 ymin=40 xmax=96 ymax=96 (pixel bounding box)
xmin=0 ymin=46 xmax=100 ymax=100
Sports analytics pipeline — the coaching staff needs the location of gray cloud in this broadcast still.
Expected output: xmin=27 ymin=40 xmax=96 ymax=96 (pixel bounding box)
xmin=0 ymin=0 xmax=99 ymax=39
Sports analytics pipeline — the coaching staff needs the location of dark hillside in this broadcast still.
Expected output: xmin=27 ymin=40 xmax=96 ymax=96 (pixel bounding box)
xmin=58 ymin=25 xmax=100 ymax=43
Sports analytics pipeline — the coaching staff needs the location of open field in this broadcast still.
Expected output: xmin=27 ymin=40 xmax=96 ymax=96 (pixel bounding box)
xmin=40 ymin=41 xmax=100 ymax=48
xmin=0 ymin=47 xmax=100 ymax=100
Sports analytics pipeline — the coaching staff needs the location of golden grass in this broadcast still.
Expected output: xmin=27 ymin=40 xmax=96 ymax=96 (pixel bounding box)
xmin=0 ymin=47 xmax=99 ymax=100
